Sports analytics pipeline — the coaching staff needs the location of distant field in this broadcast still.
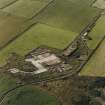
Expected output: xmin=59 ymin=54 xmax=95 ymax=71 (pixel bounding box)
xmin=0 ymin=0 xmax=17 ymax=9
xmin=35 ymin=0 xmax=101 ymax=33
xmin=3 ymin=0 xmax=52 ymax=19
xmin=80 ymin=15 xmax=105 ymax=76
xmin=1 ymin=85 xmax=60 ymax=105
xmin=0 ymin=23 xmax=77 ymax=65
xmin=0 ymin=11 xmax=26 ymax=48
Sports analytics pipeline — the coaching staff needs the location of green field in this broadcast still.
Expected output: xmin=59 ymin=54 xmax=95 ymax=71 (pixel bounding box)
xmin=80 ymin=15 xmax=105 ymax=76
xmin=87 ymin=15 xmax=105 ymax=49
xmin=0 ymin=11 xmax=26 ymax=48
xmin=0 ymin=73 xmax=60 ymax=105
xmin=1 ymin=85 xmax=60 ymax=105
xmin=0 ymin=0 xmax=17 ymax=9
xmin=0 ymin=0 xmax=53 ymax=48
xmin=0 ymin=23 xmax=77 ymax=65
xmin=0 ymin=0 xmax=104 ymax=105
xmin=35 ymin=0 xmax=101 ymax=33
xmin=0 ymin=0 xmax=101 ymax=65
xmin=80 ymin=39 xmax=105 ymax=77
xmin=3 ymin=0 xmax=52 ymax=19
xmin=0 ymin=73 xmax=17 ymax=94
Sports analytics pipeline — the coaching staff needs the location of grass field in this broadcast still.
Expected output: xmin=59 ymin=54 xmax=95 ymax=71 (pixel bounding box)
xmin=0 ymin=0 xmax=101 ymax=65
xmin=87 ymin=15 xmax=105 ymax=49
xmin=0 ymin=0 xmax=17 ymax=9
xmin=80 ymin=15 xmax=105 ymax=76
xmin=68 ymin=0 xmax=95 ymax=5
xmin=0 ymin=0 xmax=53 ymax=48
xmin=0 ymin=11 xmax=26 ymax=48
xmin=1 ymin=85 xmax=60 ymax=105
xmin=0 ymin=0 xmax=104 ymax=105
xmin=3 ymin=0 xmax=52 ymax=19
xmin=80 ymin=39 xmax=105 ymax=77
xmin=0 ymin=73 xmax=60 ymax=105
xmin=0 ymin=73 xmax=18 ymax=95
xmin=35 ymin=0 xmax=101 ymax=33
xmin=0 ymin=23 xmax=77 ymax=65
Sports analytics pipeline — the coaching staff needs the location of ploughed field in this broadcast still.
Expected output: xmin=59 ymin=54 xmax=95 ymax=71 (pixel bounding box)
xmin=0 ymin=0 xmax=101 ymax=65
